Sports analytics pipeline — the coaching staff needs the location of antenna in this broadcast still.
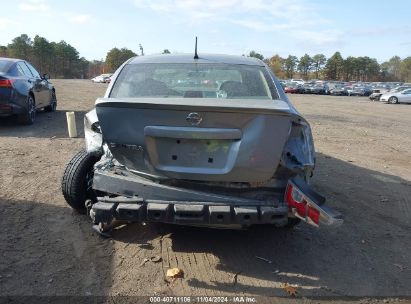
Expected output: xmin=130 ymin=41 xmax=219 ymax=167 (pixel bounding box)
xmin=194 ymin=36 xmax=199 ymax=59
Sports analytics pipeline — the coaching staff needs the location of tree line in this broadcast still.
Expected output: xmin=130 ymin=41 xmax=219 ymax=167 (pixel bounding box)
xmin=0 ymin=34 xmax=140 ymax=78
xmin=0 ymin=34 xmax=90 ymax=78
xmin=1 ymin=34 xmax=410 ymax=82
xmin=253 ymin=51 xmax=411 ymax=82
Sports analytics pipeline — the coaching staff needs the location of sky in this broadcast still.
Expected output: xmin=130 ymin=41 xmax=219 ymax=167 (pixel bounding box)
xmin=0 ymin=0 xmax=410 ymax=63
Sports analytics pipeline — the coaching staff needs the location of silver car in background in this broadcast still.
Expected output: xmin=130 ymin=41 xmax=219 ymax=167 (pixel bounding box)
xmin=380 ymin=88 xmax=411 ymax=104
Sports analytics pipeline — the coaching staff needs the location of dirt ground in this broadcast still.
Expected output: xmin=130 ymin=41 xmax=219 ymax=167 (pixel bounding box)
xmin=0 ymin=79 xmax=410 ymax=303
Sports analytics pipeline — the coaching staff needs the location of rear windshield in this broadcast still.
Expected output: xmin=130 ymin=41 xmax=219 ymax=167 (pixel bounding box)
xmin=110 ymin=63 xmax=278 ymax=99
xmin=0 ymin=60 xmax=12 ymax=73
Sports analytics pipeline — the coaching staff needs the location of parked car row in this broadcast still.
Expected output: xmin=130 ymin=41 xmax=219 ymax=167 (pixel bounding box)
xmin=282 ymin=81 xmax=374 ymax=96
xmin=283 ymin=81 xmax=332 ymax=95
xmin=280 ymin=79 xmax=411 ymax=103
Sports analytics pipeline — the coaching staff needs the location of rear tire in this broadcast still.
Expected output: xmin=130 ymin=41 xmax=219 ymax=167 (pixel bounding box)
xmin=61 ymin=150 xmax=101 ymax=213
xmin=17 ymin=95 xmax=36 ymax=124
xmin=45 ymin=90 xmax=57 ymax=112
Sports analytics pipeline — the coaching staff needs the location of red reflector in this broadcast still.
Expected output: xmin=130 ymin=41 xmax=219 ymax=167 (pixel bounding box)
xmin=285 ymin=184 xmax=307 ymax=217
xmin=0 ymin=79 xmax=14 ymax=88
xmin=308 ymin=206 xmax=320 ymax=225
xmin=296 ymin=200 xmax=307 ymax=217
xmin=285 ymin=184 xmax=296 ymax=207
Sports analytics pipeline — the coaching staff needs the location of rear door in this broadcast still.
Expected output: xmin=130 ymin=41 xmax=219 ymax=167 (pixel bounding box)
xmin=25 ymin=61 xmax=50 ymax=107
xmin=16 ymin=62 xmax=41 ymax=104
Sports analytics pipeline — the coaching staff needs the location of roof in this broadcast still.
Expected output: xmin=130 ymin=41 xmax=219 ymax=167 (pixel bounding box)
xmin=128 ymin=53 xmax=265 ymax=66
xmin=0 ymin=57 xmax=22 ymax=63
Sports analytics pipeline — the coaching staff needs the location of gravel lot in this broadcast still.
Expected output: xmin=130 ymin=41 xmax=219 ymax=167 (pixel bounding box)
xmin=0 ymin=79 xmax=410 ymax=302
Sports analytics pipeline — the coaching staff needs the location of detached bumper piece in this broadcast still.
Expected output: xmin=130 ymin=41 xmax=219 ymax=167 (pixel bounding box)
xmin=285 ymin=178 xmax=343 ymax=228
xmin=89 ymin=196 xmax=289 ymax=227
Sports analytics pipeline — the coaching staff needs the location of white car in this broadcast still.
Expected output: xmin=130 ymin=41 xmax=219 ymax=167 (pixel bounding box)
xmin=291 ymin=78 xmax=304 ymax=85
xmin=91 ymin=74 xmax=112 ymax=83
xmin=380 ymin=88 xmax=411 ymax=104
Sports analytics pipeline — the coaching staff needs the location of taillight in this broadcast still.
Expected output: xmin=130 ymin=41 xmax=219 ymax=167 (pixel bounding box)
xmin=285 ymin=180 xmax=343 ymax=227
xmin=285 ymin=183 xmax=317 ymax=224
xmin=285 ymin=185 xmax=306 ymax=216
xmin=0 ymin=79 xmax=14 ymax=88
xmin=308 ymin=207 xmax=320 ymax=225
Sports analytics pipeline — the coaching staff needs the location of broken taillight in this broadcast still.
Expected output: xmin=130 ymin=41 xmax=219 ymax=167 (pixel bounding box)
xmin=285 ymin=179 xmax=343 ymax=227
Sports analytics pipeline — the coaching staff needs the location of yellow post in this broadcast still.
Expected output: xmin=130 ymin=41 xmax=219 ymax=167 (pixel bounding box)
xmin=66 ymin=112 xmax=77 ymax=138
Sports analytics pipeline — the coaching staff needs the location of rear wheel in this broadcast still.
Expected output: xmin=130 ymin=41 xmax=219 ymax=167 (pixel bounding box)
xmin=61 ymin=150 xmax=101 ymax=213
xmin=388 ymin=96 xmax=399 ymax=104
xmin=45 ymin=90 xmax=57 ymax=112
xmin=17 ymin=95 xmax=36 ymax=124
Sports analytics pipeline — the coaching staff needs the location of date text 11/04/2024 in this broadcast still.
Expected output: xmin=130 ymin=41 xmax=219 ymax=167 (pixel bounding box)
xmin=149 ymin=296 xmax=257 ymax=303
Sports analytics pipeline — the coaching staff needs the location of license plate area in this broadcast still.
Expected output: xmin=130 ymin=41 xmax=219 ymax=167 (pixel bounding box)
xmin=152 ymin=137 xmax=233 ymax=171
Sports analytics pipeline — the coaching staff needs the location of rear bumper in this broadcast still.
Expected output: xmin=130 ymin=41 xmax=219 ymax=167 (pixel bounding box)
xmin=91 ymin=168 xmax=343 ymax=228
xmin=90 ymin=196 xmax=289 ymax=227
xmin=91 ymin=168 xmax=289 ymax=226
xmin=0 ymin=103 xmax=25 ymax=116
xmin=369 ymin=94 xmax=382 ymax=100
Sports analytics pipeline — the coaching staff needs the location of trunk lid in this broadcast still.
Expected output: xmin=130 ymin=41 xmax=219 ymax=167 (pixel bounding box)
xmin=96 ymin=97 xmax=292 ymax=183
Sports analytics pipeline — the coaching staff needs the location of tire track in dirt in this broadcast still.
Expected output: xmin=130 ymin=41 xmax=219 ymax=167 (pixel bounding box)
xmin=193 ymin=252 xmax=217 ymax=296
xmin=189 ymin=252 xmax=211 ymax=296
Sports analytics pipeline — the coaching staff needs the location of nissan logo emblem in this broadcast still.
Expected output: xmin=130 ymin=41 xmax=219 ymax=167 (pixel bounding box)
xmin=186 ymin=112 xmax=202 ymax=126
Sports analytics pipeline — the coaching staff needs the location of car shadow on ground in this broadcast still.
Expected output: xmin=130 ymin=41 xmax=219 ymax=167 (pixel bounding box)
xmin=0 ymin=109 xmax=87 ymax=139
xmin=0 ymin=198 xmax=113 ymax=297
xmin=110 ymin=153 xmax=411 ymax=298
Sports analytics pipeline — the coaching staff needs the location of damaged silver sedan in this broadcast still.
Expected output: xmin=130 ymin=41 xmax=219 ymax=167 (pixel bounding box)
xmin=62 ymin=54 xmax=342 ymax=233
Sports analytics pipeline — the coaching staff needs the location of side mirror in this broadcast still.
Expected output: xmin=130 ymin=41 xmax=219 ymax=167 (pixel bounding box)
xmin=42 ymin=73 xmax=50 ymax=80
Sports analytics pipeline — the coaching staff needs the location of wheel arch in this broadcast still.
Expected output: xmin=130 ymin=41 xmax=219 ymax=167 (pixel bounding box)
xmin=28 ymin=90 xmax=35 ymax=103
